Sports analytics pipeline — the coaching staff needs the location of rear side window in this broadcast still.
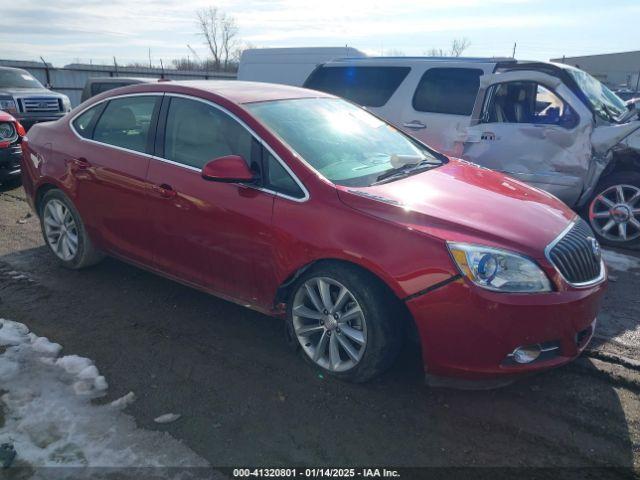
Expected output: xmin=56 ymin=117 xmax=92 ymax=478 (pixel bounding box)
xmin=413 ymin=68 xmax=483 ymax=115
xmin=93 ymin=96 xmax=158 ymax=153
xmin=72 ymin=105 xmax=101 ymax=139
xmin=304 ymin=66 xmax=410 ymax=107
xmin=163 ymin=97 xmax=253 ymax=170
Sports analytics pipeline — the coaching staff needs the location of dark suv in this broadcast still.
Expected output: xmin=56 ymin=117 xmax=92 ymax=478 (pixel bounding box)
xmin=0 ymin=66 xmax=71 ymax=130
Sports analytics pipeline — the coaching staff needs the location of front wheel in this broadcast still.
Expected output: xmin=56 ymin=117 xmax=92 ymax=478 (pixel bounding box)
xmin=585 ymin=171 xmax=640 ymax=248
xmin=286 ymin=263 xmax=402 ymax=382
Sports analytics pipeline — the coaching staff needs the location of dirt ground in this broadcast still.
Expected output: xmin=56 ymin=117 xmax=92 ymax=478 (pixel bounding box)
xmin=1 ymin=182 xmax=639 ymax=477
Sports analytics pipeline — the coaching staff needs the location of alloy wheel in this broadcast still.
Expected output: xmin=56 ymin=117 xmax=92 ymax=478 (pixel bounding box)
xmin=292 ymin=277 xmax=367 ymax=372
xmin=589 ymin=184 xmax=640 ymax=243
xmin=43 ymin=199 xmax=79 ymax=261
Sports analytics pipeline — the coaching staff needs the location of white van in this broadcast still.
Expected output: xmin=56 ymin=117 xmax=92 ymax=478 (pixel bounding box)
xmin=237 ymin=47 xmax=366 ymax=87
xmin=242 ymin=51 xmax=640 ymax=248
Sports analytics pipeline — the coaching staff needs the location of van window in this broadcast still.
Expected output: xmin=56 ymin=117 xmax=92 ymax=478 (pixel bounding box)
xmin=484 ymin=82 xmax=578 ymax=128
xmin=304 ymin=66 xmax=410 ymax=107
xmin=91 ymin=82 xmax=133 ymax=97
xmin=413 ymin=68 xmax=483 ymax=115
xmin=93 ymin=96 xmax=158 ymax=153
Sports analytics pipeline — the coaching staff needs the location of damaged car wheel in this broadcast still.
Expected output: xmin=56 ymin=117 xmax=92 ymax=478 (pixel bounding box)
xmin=287 ymin=263 xmax=401 ymax=383
xmin=587 ymin=171 xmax=640 ymax=248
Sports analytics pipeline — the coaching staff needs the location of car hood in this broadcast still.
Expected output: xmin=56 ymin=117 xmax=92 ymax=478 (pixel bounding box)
xmin=0 ymin=88 xmax=65 ymax=98
xmin=336 ymin=158 xmax=576 ymax=258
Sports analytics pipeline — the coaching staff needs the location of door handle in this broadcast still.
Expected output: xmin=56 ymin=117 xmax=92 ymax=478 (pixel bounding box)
xmin=153 ymin=183 xmax=177 ymax=199
xmin=403 ymin=121 xmax=426 ymax=130
xmin=73 ymin=157 xmax=91 ymax=169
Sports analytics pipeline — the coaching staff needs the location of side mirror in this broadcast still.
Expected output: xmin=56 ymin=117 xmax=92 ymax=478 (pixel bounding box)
xmin=201 ymin=155 xmax=255 ymax=183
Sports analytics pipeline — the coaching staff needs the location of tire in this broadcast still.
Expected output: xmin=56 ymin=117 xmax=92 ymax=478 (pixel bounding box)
xmin=286 ymin=262 xmax=402 ymax=382
xmin=39 ymin=189 xmax=105 ymax=269
xmin=583 ymin=171 xmax=640 ymax=249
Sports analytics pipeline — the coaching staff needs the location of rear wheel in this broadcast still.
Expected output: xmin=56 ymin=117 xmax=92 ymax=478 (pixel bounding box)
xmin=287 ymin=263 xmax=402 ymax=382
xmin=39 ymin=189 xmax=104 ymax=269
xmin=586 ymin=171 xmax=640 ymax=248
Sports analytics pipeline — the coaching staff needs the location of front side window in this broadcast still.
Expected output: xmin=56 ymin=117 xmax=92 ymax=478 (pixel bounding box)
xmin=483 ymin=81 xmax=578 ymax=128
xmin=163 ymin=97 xmax=253 ymax=170
xmin=413 ymin=68 xmax=483 ymax=116
xmin=304 ymin=66 xmax=410 ymax=108
xmin=93 ymin=96 xmax=158 ymax=153
xmin=247 ymin=97 xmax=443 ymax=187
xmin=265 ymin=153 xmax=304 ymax=198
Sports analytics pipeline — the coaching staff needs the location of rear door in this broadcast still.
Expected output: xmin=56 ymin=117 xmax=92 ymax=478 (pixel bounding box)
xmin=398 ymin=66 xmax=490 ymax=155
xmin=459 ymin=70 xmax=594 ymax=206
xmin=69 ymin=94 xmax=160 ymax=264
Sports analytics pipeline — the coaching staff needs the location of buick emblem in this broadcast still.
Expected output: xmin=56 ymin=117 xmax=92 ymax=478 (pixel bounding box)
xmin=587 ymin=237 xmax=601 ymax=262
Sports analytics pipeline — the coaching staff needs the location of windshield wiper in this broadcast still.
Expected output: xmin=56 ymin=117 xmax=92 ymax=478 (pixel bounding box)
xmin=372 ymin=160 xmax=439 ymax=185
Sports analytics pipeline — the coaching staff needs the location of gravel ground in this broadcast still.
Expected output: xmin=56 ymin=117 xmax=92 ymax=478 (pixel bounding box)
xmin=1 ymin=182 xmax=639 ymax=477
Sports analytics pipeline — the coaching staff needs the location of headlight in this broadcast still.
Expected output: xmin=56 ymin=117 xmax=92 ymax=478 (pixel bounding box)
xmin=447 ymin=242 xmax=552 ymax=293
xmin=0 ymin=122 xmax=17 ymax=142
xmin=0 ymin=98 xmax=17 ymax=113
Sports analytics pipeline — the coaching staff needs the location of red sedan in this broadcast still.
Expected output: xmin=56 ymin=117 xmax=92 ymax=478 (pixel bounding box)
xmin=21 ymin=81 xmax=607 ymax=384
xmin=0 ymin=110 xmax=25 ymax=186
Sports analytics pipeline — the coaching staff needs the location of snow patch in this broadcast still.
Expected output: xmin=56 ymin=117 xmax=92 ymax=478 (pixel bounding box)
xmin=602 ymin=249 xmax=640 ymax=272
xmin=0 ymin=318 xmax=208 ymax=471
xmin=154 ymin=413 xmax=182 ymax=424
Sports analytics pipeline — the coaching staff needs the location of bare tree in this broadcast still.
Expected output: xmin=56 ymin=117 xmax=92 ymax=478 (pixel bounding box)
xmin=384 ymin=49 xmax=406 ymax=57
xmin=196 ymin=6 xmax=240 ymax=71
xmin=450 ymin=38 xmax=470 ymax=57
xmin=425 ymin=38 xmax=471 ymax=57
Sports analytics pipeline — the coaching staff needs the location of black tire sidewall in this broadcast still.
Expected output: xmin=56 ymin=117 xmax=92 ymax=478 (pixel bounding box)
xmin=286 ymin=263 xmax=402 ymax=383
xmin=584 ymin=171 xmax=640 ymax=248
xmin=39 ymin=190 xmax=90 ymax=269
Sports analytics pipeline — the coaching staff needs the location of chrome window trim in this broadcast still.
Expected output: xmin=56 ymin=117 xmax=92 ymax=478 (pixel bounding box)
xmin=544 ymin=217 xmax=607 ymax=288
xmin=68 ymin=91 xmax=309 ymax=203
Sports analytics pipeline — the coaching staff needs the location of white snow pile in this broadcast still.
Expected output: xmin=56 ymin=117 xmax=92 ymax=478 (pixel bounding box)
xmin=0 ymin=318 xmax=208 ymax=474
xmin=602 ymin=249 xmax=640 ymax=272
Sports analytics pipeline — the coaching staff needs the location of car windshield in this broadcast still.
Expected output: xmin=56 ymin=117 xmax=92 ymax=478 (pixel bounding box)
xmin=0 ymin=70 xmax=45 ymax=89
xmin=566 ymin=68 xmax=627 ymax=122
xmin=246 ymin=97 xmax=443 ymax=187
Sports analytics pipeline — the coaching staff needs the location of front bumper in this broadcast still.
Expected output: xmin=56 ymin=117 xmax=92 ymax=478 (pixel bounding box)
xmin=406 ymin=277 xmax=606 ymax=380
xmin=0 ymin=144 xmax=22 ymax=180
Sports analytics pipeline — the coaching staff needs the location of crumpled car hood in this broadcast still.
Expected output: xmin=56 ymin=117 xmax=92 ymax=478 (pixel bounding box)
xmin=336 ymin=159 xmax=576 ymax=257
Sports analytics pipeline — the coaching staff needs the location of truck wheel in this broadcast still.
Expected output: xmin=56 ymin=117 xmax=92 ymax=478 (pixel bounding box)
xmin=39 ymin=189 xmax=105 ymax=269
xmin=286 ymin=262 xmax=402 ymax=382
xmin=585 ymin=171 xmax=640 ymax=248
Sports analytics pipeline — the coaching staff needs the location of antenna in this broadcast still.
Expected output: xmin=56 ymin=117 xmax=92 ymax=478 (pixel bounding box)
xmin=512 ymin=42 xmax=517 ymax=58
xmin=187 ymin=45 xmax=201 ymax=61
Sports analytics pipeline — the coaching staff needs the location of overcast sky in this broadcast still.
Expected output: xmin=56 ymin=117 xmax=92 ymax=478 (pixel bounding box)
xmin=1 ymin=0 xmax=638 ymax=67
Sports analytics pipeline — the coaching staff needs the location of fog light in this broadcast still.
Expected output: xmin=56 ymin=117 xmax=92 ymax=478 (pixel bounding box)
xmin=511 ymin=345 xmax=541 ymax=364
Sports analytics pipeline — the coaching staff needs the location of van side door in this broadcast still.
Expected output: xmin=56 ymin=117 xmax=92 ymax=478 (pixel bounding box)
xmin=460 ymin=70 xmax=594 ymax=207
xmin=398 ymin=66 xmax=492 ymax=155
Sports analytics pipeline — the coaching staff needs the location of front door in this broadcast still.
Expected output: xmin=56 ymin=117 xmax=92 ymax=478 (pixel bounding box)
xmin=459 ymin=70 xmax=594 ymax=206
xmin=145 ymin=95 xmax=276 ymax=305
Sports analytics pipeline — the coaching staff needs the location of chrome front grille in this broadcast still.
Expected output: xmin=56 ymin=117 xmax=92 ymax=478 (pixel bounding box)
xmin=547 ymin=219 xmax=603 ymax=286
xmin=20 ymin=97 xmax=61 ymax=113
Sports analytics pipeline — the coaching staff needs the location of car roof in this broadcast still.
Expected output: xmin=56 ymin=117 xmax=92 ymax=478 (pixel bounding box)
xmin=323 ymin=56 xmax=517 ymax=66
xmin=87 ymin=77 xmax=153 ymax=83
xmin=121 ymin=80 xmax=334 ymax=104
